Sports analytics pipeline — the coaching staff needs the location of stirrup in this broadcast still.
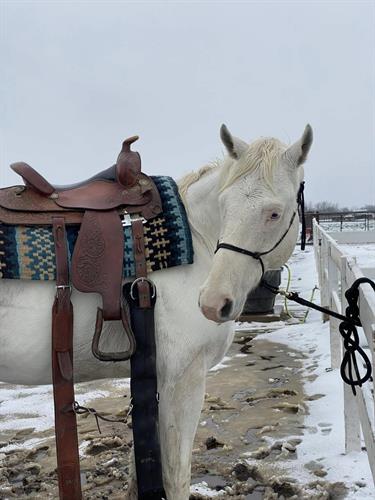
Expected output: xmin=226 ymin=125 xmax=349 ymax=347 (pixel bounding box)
xmin=91 ymin=306 xmax=136 ymax=362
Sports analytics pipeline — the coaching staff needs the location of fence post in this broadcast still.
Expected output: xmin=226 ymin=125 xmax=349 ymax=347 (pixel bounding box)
xmin=320 ymin=236 xmax=330 ymax=322
xmin=328 ymin=246 xmax=341 ymax=369
xmin=313 ymin=221 xmax=324 ymax=295
xmin=341 ymin=256 xmax=361 ymax=452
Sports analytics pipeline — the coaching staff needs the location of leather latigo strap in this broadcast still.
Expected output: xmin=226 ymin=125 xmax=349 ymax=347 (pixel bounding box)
xmin=131 ymin=218 xmax=151 ymax=308
xmin=52 ymin=217 xmax=82 ymax=500
xmin=0 ymin=206 xmax=84 ymax=225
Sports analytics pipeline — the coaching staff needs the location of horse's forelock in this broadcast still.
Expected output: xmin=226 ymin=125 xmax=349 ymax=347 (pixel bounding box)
xmin=219 ymin=137 xmax=287 ymax=193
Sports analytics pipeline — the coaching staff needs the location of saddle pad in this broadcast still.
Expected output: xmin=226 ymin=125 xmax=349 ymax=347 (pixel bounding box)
xmin=0 ymin=176 xmax=193 ymax=280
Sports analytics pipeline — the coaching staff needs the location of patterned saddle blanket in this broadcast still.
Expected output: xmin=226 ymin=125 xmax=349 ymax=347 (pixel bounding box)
xmin=0 ymin=176 xmax=194 ymax=280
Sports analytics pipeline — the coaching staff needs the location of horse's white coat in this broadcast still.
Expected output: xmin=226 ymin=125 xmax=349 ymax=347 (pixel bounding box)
xmin=0 ymin=125 xmax=312 ymax=499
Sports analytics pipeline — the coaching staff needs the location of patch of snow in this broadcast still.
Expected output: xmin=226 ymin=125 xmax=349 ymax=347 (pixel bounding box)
xmin=79 ymin=439 xmax=91 ymax=458
xmin=340 ymin=243 xmax=375 ymax=269
xmin=0 ymin=382 xmax=109 ymax=433
xmin=209 ymin=356 xmax=232 ymax=372
xmin=190 ymin=481 xmax=223 ymax=497
xmin=236 ymin=320 xmax=285 ymax=331
xmin=110 ymin=378 xmax=130 ymax=389
xmin=1 ymin=437 xmax=49 ymax=453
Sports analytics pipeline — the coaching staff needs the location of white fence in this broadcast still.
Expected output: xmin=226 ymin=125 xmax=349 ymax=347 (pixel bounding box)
xmin=313 ymin=219 xmax=375 ymax=484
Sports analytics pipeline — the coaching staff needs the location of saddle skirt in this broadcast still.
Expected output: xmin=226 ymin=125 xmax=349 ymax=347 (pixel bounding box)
xmin=0 ymin=176 xmax=193 ymax=280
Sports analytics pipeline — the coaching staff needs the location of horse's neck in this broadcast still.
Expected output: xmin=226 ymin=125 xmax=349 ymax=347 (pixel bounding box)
xmin=183 ymin=167 xmax=221 ymax=253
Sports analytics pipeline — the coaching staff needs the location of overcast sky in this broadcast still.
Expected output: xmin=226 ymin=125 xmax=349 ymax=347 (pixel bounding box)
xmin=1 ymin=0 xmax=374 ymax=208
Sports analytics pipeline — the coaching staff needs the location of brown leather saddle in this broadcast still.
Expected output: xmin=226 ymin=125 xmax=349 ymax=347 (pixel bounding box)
xmin=1 ymin=137 xmax=165 ymax=499
xmin=0 ymin=136 xmax=162 ymax=360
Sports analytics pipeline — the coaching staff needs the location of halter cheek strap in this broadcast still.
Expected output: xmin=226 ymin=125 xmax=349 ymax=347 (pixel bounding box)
xmin=297 ymin=181 xmax=306 ymax=250
xmin=214 ymin=182 xmax=306 ymax=277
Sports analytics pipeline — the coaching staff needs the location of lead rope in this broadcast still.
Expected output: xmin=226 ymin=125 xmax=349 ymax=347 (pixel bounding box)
xmin=262 ymin=277 xmax=374 ymax=395
xmin=339 ymin=278 xmax=374 ymax=394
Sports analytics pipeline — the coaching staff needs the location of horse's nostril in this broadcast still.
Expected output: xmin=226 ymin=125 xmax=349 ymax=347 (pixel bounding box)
xmin=220 ymin=298 xmax=233 ymax=319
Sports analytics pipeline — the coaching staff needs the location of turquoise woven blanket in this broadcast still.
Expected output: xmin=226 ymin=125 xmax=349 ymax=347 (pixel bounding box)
xmin=0 ymin=176 xmax=193 ymax=280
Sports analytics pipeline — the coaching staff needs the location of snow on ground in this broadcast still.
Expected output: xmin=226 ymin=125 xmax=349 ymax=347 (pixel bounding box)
xmin=209 ymin=356 xmax=232 ymax=372
xmin=340 ymin=243 xmax=375 ymax=269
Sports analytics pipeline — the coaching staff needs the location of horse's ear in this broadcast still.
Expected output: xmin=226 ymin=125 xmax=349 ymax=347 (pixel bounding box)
xmin=220 ymin=124 xmax=248 ymax=159
xmin=284 ymin=124 xmax=313 ymax=167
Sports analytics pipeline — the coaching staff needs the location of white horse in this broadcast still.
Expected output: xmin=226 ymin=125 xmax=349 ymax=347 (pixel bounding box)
xmin=0 ymin=124 xmax=312 ymax=499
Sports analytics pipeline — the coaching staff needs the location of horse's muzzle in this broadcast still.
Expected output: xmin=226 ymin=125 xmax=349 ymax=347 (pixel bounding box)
xmin=200 ymin=297 xmax=235 ymax=323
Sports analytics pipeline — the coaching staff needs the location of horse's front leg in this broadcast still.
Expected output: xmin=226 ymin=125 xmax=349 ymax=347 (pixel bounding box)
xmin=158 ymin=351 xmax=206 ymax=500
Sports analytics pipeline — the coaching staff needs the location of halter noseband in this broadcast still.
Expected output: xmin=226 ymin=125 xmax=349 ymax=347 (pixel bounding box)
xmin=214 ymin=182 xmax=306 ymax=277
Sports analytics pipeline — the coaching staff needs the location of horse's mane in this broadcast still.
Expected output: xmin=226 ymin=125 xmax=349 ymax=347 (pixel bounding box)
xmin=178 ymin=163 xmax=218 ymax=202
xmin=178 ymin=137 xmax=286 ymax=201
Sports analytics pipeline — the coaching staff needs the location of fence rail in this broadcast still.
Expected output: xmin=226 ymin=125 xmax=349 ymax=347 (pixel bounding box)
xmin=313 ymin=219 xmax=375 ymax=484
xmin=307 ymin=210 xmax=375 ymax=233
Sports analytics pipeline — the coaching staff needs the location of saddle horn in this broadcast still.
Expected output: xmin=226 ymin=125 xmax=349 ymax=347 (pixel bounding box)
xmin=116 ymin=136 xmax=141 ymax=187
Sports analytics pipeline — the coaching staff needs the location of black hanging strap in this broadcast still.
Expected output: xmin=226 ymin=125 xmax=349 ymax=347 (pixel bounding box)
xmin=124 ymin=282 xmax=167 ymax=500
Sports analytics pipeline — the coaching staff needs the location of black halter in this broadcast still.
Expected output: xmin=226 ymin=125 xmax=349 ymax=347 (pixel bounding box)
xmin=214 ymin=182 xmax=306 ymax=276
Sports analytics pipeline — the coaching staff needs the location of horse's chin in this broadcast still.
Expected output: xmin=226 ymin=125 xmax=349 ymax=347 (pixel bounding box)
xmin=200 ymin=312 xmax=235 ymax=324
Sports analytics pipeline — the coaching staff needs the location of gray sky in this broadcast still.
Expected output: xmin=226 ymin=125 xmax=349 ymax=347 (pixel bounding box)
xmin=1 ymin=0 xmax=374 ymax=208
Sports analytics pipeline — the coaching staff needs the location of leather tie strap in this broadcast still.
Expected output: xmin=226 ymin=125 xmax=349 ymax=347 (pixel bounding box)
xmin=131 ymin=218 xmax=151 ymax=308
xmin=52 ymin=217 xmax=82 ymax=500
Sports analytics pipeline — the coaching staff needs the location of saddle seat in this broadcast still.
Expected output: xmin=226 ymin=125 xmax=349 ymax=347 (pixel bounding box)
xmin=13 ymin=162 xmax=119 ymax=193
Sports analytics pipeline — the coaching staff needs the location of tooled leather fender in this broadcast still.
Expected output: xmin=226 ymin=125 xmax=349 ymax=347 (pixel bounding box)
xmin=71 ymin=210 xmax=124 ymax=321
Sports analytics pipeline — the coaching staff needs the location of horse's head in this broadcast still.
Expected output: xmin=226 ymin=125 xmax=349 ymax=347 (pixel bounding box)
xmin=199 ymin=124 xmax=313 ymax=323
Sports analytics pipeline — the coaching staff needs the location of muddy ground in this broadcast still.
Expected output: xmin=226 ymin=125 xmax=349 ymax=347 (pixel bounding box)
xmin=0 ymin=325 xmax=351 ymax=499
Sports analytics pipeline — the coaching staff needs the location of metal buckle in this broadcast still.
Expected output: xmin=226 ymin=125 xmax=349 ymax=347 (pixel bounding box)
xmin=130 ymin=277 xmax=156 ymax=300
xmin=121 ymin=211 xmax=147 ymax=227
xmin=122 ymin=213 xmax=132 ymax=227
xmin=55 ymin=284 xmax=72 ymax=295
xmin=278 ymin=288 xmax=293 ymax=299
